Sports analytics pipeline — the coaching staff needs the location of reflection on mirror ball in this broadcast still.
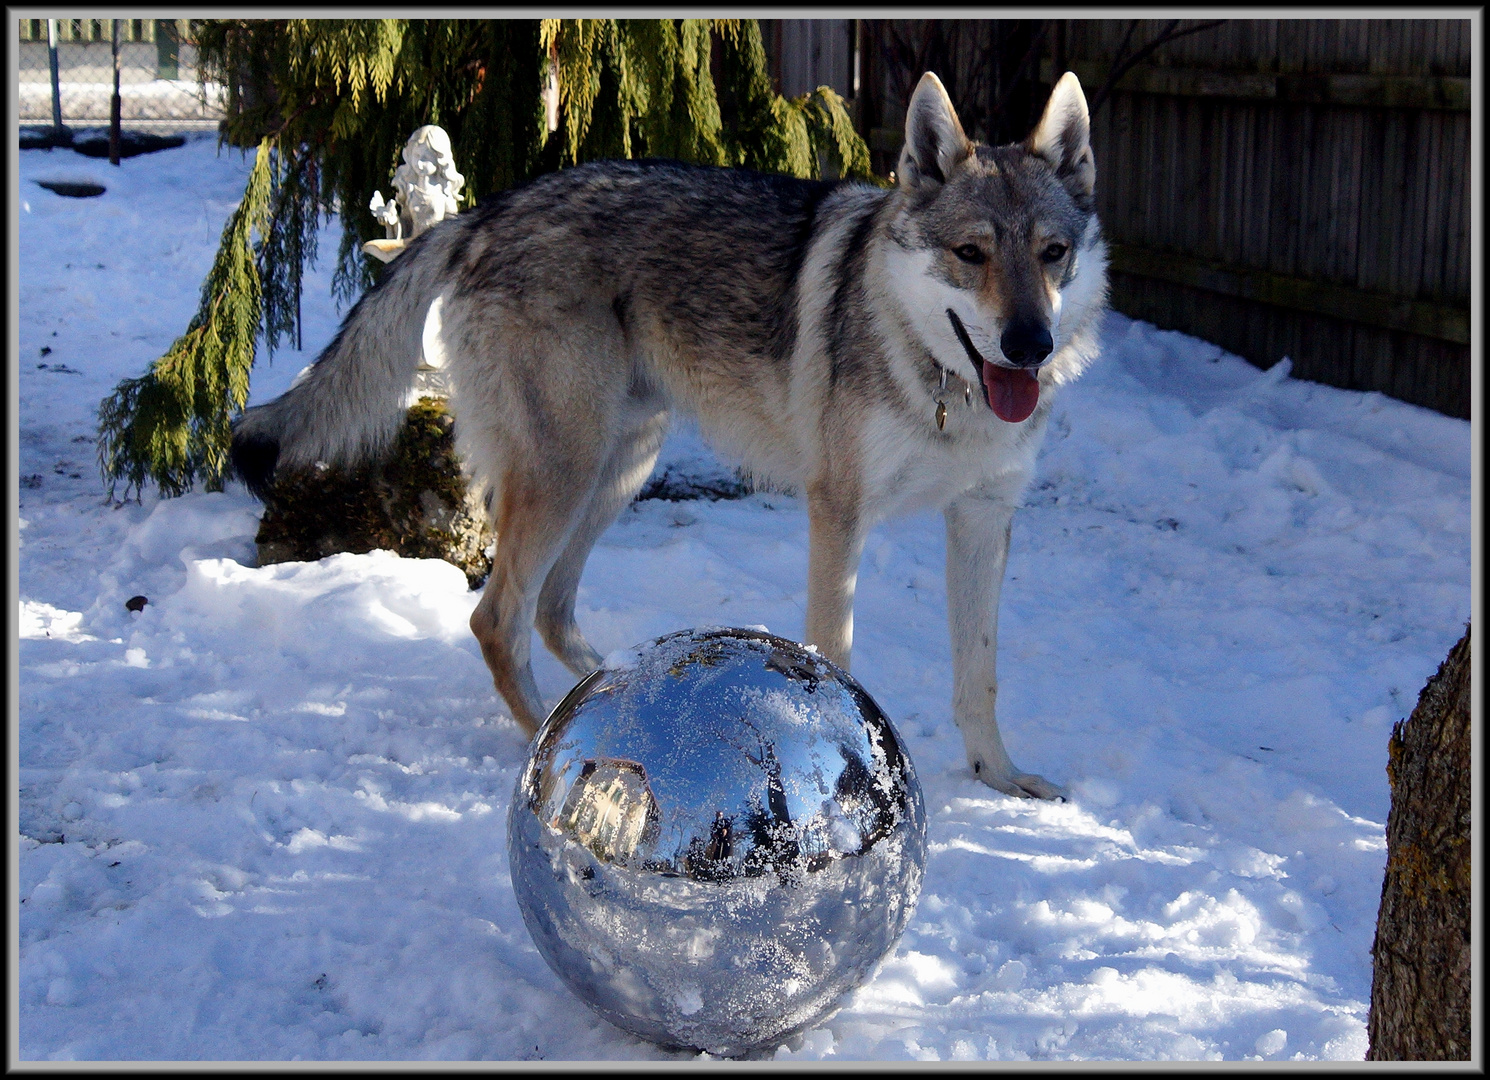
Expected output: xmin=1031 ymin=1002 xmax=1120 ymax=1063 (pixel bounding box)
xmin=507 ymin=627 xmax=927 ymax=1057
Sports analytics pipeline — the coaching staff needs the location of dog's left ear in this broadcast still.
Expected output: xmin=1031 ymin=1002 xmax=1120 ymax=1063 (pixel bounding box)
xmin=899 ymin=72 xmax=973 ymax=191
xmin=1026 ymin=72 xmax=1096 ymax=210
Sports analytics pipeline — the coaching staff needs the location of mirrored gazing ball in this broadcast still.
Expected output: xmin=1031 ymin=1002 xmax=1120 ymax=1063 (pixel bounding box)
xmin=507 ymin=627 xmax=928 ymax=1058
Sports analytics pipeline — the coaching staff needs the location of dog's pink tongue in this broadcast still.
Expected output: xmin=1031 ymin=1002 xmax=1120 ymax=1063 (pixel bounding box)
xmin=983 ymin=365 xmax=1040 ymax=423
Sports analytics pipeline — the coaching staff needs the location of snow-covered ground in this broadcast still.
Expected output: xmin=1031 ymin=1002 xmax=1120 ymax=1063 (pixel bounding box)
xmin=14 ymin=137 xmax=1473 ymax=1062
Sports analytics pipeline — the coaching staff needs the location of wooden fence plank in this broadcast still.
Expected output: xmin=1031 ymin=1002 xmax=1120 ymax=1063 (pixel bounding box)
xmin=1446 ymin=114 xmax=1469 ymax=298
xmin=1336 ymin=109 xmax=1364 ymax=286
xmin=1396 ymin=110 xmax=1429 ymax=299
xmin=1421 ymin=111 xmax=1447 ymax=300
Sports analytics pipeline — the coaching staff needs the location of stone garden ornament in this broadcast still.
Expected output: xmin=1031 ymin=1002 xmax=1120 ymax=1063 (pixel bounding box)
xmin=363 ymin=125 xmax=465 ymax=263
xmin=364 ymin=125 xmax=464 ymax=386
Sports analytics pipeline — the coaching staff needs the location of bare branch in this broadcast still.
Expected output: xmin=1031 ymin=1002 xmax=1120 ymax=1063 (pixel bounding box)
xmin=1088 ymin=19 xmax=1229 ymax=115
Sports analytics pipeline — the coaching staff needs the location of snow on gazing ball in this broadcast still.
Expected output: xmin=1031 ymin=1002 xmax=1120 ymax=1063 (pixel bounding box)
xmin=507 ymin=627 xmax=927 ymax=1058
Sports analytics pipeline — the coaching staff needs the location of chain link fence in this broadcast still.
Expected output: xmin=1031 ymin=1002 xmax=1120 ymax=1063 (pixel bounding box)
xmin=19 ymin=18 xmax=225 ymax=133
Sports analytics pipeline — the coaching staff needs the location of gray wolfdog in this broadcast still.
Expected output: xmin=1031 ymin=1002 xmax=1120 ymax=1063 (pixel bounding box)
xmin=232 ymin=72 xmax=1108 ymax=799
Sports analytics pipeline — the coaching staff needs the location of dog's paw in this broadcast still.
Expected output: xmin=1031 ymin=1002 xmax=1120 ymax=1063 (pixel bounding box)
xmin=973 ymin=761 xmax=1068 ymax=801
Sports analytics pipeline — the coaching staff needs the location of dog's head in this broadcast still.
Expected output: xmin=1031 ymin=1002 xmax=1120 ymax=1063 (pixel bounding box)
xmin=887 ymin=72 xmax=1107 ymax=423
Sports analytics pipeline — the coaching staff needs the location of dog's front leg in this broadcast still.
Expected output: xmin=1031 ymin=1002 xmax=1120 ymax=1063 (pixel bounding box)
xmin=805 ymin=482 xmax=866 ymax=670
xmin=944 ymin=494 xmax=1066 ymax=800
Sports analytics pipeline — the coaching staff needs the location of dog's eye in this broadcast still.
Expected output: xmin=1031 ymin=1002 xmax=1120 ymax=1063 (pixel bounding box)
xmin=952 ymin=244 xmax=985 ymax=264
xmin=1041 ymin=242 xmax=1069 ymax=263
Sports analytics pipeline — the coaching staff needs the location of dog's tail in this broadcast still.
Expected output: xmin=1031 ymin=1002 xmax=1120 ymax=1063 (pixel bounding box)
xmin=229 ymin=226 xmax=458 ymax=498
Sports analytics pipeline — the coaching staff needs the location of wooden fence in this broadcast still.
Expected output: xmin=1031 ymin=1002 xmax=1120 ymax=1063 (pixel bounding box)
xmin=779 ymin=18 xmax=1473 ymax=419
xmin=1063 ymin=18 xmax=1471 ymax=419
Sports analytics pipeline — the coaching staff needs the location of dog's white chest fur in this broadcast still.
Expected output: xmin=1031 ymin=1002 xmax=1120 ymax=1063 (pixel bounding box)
xmin=857 ymin=403 xmax=1047 ymax=520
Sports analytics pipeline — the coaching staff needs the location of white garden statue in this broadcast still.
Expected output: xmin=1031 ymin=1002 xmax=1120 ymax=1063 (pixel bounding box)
xmin=360 ymin=126 xmax=464 ymax=387
xmin=362 ymin=125 xmax=465 ymax=264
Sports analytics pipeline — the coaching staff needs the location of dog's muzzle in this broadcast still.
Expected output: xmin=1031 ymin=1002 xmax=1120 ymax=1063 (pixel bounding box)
xmin=946 ymin=309 xmax=1042 ymax=424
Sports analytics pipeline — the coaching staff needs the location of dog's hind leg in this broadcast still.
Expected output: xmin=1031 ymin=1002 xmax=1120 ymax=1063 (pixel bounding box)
xmin=469 ymin=446 xmax=606 ymax=736
xmin=944 ymin=491 xmax=1066 ymax=800
xmin=536 ymin=401 xmax=670 ymax=677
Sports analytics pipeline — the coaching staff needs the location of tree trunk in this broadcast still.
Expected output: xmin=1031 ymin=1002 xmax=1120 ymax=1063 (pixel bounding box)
xmin=1367 ymin=625 xmax=1472 ymax=1060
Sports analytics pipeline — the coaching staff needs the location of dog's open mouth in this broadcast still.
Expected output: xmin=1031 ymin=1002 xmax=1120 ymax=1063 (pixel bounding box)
xmin=946 ymin=309 xmax=1040 ymax=424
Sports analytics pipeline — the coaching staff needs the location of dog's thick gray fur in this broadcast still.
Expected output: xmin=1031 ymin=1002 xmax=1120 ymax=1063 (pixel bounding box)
xmin=233 ymin=72 xmax=1108 ymax=799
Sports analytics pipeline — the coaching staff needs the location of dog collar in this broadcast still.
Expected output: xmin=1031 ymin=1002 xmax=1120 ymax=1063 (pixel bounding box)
xmin=930 ymin=310 xmax=981 ymax=430
xmin=945 ymin=308 xmax=988 ymax=377
xmin=930 ymin=360 xmax=972 ymax=433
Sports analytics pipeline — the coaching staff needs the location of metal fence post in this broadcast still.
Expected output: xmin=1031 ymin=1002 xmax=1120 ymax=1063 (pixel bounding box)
xmin=110 ymin=19 xmax=122 ymax=164
xmin=47 ymin=18 xmax=63 ymax=133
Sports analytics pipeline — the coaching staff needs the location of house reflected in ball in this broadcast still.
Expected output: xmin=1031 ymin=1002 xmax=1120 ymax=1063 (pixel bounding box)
xmin=553 ymin=756 xmax=661 ymax=865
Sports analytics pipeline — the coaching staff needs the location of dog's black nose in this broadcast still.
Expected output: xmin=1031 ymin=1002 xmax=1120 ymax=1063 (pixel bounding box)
xmin=1000 ymin=321 xmax=1053 ymax=368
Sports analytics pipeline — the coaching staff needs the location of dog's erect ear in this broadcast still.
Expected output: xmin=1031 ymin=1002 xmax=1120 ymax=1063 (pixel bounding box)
xmin=898 ymin=72 xmax=973 ymax=190
xmin=1026 ymin=71 xmax=1096 ymax=209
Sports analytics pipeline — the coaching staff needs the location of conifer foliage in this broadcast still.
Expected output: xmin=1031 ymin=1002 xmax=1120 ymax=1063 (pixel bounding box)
xmin=97 ymin=18 xmax=874 ymax=500
xmin=97 ymin=139 xmax=273 ymax=499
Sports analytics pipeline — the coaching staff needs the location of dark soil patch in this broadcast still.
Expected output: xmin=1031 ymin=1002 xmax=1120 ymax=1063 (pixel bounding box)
xmin=637 ymin=466 xmax=751 ymax=502
xmin=21 ymin=126 xmax=187 ymax=158
xmin=36 ymin=179 xmax=106 ymax=198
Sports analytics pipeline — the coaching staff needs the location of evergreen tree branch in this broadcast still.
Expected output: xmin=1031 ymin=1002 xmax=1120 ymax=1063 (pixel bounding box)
xmin=97 ymin=139 xmax=274 ymax=500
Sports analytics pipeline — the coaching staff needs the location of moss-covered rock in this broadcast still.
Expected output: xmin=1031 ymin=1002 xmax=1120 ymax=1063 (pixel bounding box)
xmin=254 ymin=396 xmax=494 ymax=588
